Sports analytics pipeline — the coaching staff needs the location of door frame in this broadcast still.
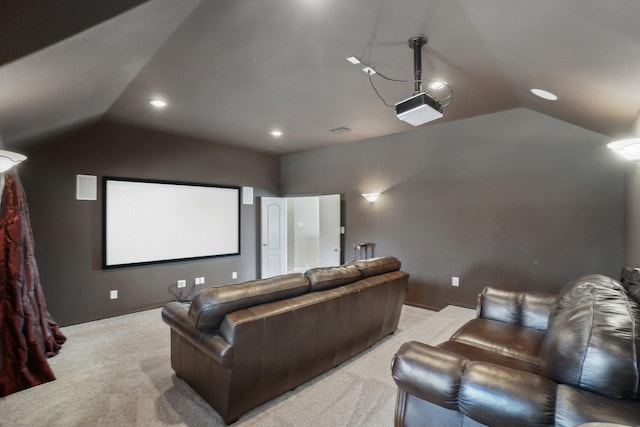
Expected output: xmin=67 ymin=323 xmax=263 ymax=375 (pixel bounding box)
xmin=260 ymin=194 xmax=343 ymax=277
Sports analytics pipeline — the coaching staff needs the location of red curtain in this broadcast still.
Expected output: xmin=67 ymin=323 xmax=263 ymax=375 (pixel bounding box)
xmin=0 ymin=170 xmax=66 ymax=397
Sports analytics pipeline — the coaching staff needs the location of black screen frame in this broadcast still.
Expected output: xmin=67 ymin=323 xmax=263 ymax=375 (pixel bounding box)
xmin=102 ymin=176 xmax=241 ymax=269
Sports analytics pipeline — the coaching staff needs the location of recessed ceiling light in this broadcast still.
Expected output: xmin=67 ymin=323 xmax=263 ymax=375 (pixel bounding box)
xmin=346 ymin=56 xmax=360 ymax=65
xmin=149 ymin=98 xmax=168 ymax=108
xmin=362 ymin=67 xmax=376 ymax=75
xmin=530 ymin=88 xmax=558 ymax=101
xmin=428 ymin=81 xmax=446 ymax=90
xmin=270 ymin=130 xmax=283 ymax=137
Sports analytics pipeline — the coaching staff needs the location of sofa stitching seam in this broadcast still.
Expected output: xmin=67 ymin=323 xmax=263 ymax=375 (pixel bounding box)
xmin=577 ymin=288 xmax=596 ymax=388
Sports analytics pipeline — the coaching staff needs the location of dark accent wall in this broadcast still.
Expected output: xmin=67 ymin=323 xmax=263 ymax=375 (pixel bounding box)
xmin=19 ymin=120 xmax=280 ymax=325
xmin=281 ymin=108 xmax=625 ymax=309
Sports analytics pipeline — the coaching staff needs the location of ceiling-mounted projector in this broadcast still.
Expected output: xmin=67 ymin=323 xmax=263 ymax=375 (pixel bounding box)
xmin=395 ymin=35 xmax=446 ymax=126
xmin=395 ymin=92 xmax=443 ymax=126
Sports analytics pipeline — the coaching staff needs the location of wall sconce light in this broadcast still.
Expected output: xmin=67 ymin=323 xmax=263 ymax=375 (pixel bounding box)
xmin=0 ymin=150 xmax=27 ymax=173
xmin=362 ymin=193 xmax=380 ymax=202
xmin=607 ymin=138 xmax=640 ymax=161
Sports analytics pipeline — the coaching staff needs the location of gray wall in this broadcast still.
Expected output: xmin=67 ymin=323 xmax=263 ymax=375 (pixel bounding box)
xmin=19 ymin=120 xmax=280 ymax=325
xmin=626 ymin=164 xmax=640 ymax=265
xmin=281 ymin=108 xmax=625 ymax=309
xmin=11 ymin=107 xmax=630 ymax=323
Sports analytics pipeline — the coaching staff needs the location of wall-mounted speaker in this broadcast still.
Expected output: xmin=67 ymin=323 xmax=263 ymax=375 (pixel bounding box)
xmin=242 ymin=186 xmax=254 ymax=205
xmin=76 ymin=174 xmax=97 ymax=200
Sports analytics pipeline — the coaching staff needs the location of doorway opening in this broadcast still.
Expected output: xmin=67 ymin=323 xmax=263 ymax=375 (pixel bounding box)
xmin=260 ymin=194 xmax=342 ymax=278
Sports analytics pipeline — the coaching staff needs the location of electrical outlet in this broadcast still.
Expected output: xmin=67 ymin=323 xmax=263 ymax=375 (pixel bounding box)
xmin=232 ymin=272 xmax=238 ymax=279
xmin=451 ymin=276 xmax=460 ymax=287
xmin=177 ymin=279 xmax=186 ymax=288
xmin=110 ymin=290 xmax=118 ymax=299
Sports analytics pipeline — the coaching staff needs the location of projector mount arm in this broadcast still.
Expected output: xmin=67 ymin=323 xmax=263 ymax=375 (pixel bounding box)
xmin=408 ymin=36 xmax=428 ymax=94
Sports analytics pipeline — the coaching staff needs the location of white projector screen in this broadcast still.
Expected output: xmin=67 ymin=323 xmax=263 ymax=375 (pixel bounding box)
xmin=103 ymin=177 xmax=240 ymax=268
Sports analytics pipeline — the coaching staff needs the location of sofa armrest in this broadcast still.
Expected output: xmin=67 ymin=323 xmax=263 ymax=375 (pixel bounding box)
xmin=391 ymin=341 xmax=469 ymax=410
xmin=459 ymin=362 xmax=557 ymax=426
xmin=477 ymin=287 xmax=556 ymax=331
xmin=161 ymin=302 xmax=234 ymax=368
xmin=392 ymin=341 xmax=558 ymax=426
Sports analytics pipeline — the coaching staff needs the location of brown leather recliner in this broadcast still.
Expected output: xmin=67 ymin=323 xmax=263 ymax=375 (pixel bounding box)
xmin=391 ymin=274 xmax=640 ymax=427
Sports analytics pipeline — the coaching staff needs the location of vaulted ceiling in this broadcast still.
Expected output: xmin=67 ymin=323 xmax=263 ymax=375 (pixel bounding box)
xmin=2 ymin=0 xmax=640 ymax=153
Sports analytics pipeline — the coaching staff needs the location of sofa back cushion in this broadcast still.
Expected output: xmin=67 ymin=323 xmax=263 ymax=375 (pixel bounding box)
xmin=305 ymin=265 xmax=361 ymax=292
xmin=539 ymin=274 xmax=640 ymax=398
xmin=621 ymin=266 xmax=640 ymax=305
xmin=478 ymin=287 xmax=557 ymax=331
xmin=350 ymin=256 xmax=401 ymax=278
xmin=189 ymin=273 xmax=310 ymax=330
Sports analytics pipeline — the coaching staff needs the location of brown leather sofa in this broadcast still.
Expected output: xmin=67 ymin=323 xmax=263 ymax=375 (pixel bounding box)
xmin=162 ymin=256 xmax=408 ymax=424
xmin=391 ymin=274 xmax=640 ymax=427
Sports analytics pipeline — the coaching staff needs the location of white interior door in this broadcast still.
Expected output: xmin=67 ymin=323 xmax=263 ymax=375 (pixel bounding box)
xmin=318 ymin=194 xmax=341 ymax=267
xmin=260 ymin=197 xmax=287 ymax=278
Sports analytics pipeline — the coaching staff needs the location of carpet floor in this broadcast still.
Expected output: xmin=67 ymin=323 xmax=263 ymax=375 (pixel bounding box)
xmin=0 ymin=304 xmax=474 ymax=427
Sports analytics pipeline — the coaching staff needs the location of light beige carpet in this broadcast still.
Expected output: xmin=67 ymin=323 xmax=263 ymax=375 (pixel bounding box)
xmin=0 ymin=304 xmax=474 ymax=427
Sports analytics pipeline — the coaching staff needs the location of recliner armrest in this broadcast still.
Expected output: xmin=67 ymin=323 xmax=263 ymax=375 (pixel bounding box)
xmin=391 ymin=341 xmax=469 ymax=410
xmin=392 ymin=341 xmax=558 ymax=426
xmin=459 ymin=362 xmax=557 ymax=426
xmin=477 ymin=287 xmax=556 ymax=331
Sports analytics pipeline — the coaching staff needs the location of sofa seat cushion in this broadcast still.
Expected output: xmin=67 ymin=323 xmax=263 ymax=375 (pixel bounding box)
xmin=188 ymin=273 xmax=310 ymax=330
xmin=448 ymin=318 xmax=546 ymax=366
xmin=554 ymin=385 xmax=640 ymax=427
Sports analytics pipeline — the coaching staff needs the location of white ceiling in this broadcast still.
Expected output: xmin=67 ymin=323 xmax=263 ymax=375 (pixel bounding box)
xmin=1 ymin=0 xmax=640 ymax=153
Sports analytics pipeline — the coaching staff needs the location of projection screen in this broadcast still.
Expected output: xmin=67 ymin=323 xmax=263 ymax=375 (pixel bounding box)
xmin=103 ymin=177 xmax=240 ymax=268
